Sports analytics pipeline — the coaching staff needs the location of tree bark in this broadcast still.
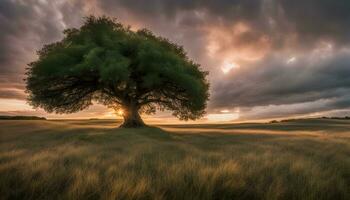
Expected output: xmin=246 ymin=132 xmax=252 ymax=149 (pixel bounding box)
xmin=120 ymin=104 xmax=145 ymax=128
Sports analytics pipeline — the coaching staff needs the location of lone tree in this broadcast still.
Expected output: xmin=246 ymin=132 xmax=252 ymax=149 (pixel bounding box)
xmin=26 ymin=16 xmax=209 ymax=127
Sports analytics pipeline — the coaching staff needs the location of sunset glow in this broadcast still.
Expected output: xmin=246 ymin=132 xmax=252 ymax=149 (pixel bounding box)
xmin=221 ymin=61 xmax=239 ymax=74
xmin=117 ymin=109 xmax=124 ymax=116
xmin=207 ymin=113 xmax=239 ymax=122
xmin=0 ymin=99 xmax=33 ymax=111
xmin=286 ymin=57 xmax=296 ymax=64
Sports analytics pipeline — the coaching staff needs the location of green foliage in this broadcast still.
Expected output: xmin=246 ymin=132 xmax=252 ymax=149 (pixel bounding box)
xmin=26 ymin=16 xmax=209 ymax=121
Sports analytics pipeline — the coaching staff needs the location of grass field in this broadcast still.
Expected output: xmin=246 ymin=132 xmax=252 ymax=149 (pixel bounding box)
xmin=0 ymin=119 xmax=349 ymax=200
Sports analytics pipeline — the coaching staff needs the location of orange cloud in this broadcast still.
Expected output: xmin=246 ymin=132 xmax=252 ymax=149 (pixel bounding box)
xmin=205 ymin=22 xmax=272 ymax=70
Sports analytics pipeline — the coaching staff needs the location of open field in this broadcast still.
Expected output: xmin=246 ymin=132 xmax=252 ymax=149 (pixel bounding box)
xmin=0 ymin=119 xmax=349 ymax=200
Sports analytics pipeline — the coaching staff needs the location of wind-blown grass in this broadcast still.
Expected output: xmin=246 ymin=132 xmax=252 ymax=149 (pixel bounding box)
xmin=0 ymin=119 xmax=349 ymax=199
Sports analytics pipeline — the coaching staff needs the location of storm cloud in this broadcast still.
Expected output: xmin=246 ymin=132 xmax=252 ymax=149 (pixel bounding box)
xmin=1 ymin=0 xmax=350 ymax=120
xmin=212 ymin=49 xmax=350 ymax=107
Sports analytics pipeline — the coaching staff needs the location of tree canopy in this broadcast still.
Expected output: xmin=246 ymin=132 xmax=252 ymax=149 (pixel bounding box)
xmin=26 ymin=16 xmax=209 ymax=127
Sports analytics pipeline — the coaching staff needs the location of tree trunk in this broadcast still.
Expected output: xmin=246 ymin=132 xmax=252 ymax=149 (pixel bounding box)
xmin=120 ymin=104 xmax=145 ymax=128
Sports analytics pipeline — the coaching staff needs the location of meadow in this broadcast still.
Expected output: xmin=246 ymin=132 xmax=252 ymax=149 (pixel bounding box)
xmin=0 ymin=119 xmax=349 ymax=200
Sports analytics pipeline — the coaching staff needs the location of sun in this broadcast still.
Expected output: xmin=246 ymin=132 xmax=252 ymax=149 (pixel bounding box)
xmin=116 ymin=109 xmax=124 ymax=116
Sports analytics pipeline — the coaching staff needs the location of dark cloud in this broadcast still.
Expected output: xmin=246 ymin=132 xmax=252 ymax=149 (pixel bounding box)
xmin=107 ymin=0 xmax=262 ymax=21
xmin=212 ymin=50 xmax=350 ymax=109
xmin=279 ymin=0 xmax=350 ymax=46
xmin=0 ymin=0 xmax=84 ymax=86
xmin=100 ymin=0 xmax=350 ymax=49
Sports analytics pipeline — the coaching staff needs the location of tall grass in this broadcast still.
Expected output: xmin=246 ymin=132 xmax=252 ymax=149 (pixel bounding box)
xmin=0 ymin=120 xmax=349 ymax=199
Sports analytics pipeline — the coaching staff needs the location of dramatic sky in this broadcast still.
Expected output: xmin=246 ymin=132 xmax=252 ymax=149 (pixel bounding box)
xmin=1 ymin=0 xmax=350 ymax=122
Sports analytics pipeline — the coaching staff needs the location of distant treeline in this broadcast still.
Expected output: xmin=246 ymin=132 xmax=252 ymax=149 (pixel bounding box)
xmin=320 ymin=116 xmax=350 ymax=120
xmin=269 ymin=116 xmax=350 ymax=123
xmin=0 ymin=116 xmax=46 ymax=120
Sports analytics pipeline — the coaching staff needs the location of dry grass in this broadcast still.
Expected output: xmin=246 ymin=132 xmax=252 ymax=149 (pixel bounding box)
xmin=0 ymin=119 xmax=349 ymax=200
